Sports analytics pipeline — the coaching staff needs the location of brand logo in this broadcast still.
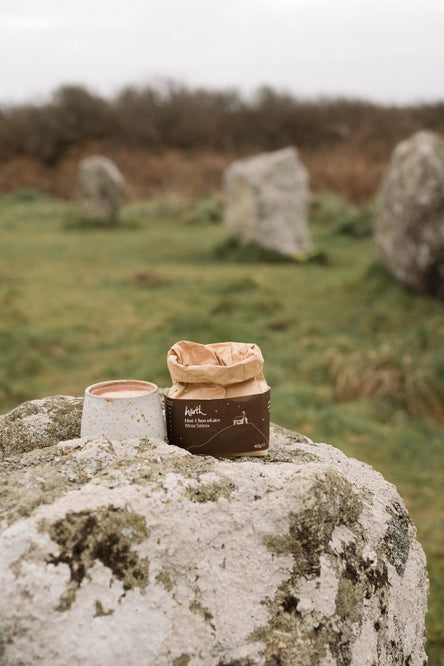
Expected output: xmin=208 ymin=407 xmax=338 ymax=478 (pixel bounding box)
xmin=184 ymin=404 xmax=207 ymax=417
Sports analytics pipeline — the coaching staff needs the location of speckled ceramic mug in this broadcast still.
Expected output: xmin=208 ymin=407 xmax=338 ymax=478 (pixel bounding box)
xmin=80 ymin=379 xmax=165 ymax=440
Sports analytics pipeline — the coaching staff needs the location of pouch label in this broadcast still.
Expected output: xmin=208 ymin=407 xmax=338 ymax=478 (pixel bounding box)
xmin=165 ymin=390 xmax=270 ymax=456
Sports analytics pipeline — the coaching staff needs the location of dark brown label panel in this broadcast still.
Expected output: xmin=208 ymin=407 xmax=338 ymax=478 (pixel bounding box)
xmin=165 ymin=390 xmax=270 ymax=456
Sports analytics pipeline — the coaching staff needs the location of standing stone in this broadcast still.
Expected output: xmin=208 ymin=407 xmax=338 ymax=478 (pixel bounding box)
xmin=224 ymin=147 xmax=311 ymax=257
xmin=375 ymin=130 xmax=444 ymax=296
xmin=78 ymin=155 xmax=125 ymax=223
xmin=0 ymin=396 xmax=428 ymax=666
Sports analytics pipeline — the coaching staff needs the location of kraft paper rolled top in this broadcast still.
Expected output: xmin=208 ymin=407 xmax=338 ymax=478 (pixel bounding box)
xmin=166 ymin=340 xmax=269 ymax=399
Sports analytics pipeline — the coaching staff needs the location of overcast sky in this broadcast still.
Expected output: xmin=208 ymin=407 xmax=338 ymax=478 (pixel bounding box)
xmin=1 ymin=0 xmax=444 ymax=106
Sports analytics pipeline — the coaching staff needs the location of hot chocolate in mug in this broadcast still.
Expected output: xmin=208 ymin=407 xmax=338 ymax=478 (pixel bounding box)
xmin=81 ymin=379 xmax=165 ymax=441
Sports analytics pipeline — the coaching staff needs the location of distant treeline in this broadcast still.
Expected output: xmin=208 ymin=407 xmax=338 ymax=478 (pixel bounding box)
xmin=1 ymin=82 xmax=444 ymax=165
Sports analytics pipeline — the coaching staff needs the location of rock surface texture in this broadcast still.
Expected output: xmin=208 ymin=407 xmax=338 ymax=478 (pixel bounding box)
xmin=0 ymin=397 xmax=428 ymax=666
xmin=78 ymin=154 xmax=125 ymax=223
xmin=224 ymin=147 xmax=311 ymax=257
xmin=375 ymin=129 xmax=444 ymax=297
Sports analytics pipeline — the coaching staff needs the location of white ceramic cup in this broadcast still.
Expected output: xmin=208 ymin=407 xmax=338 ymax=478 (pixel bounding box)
xmin=80 ymin=379 xmax=165 ymax=440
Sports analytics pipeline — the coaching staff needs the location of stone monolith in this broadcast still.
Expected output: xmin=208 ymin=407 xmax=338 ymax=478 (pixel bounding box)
xmin=224 ymin=147 xmax=311 ymax=257
xmin=375 ymin=130 xmax=444 ymax=296
xmin=78 ymin=155 xmax=125 ymax=223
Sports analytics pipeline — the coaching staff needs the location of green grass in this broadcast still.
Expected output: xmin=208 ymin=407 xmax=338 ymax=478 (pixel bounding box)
xmin=1 ymin=190 xmax=443 ymax=662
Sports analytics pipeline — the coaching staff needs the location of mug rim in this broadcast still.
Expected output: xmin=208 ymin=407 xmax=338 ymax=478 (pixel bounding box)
xmin=85 ymin=379 xmax=158 ymax=399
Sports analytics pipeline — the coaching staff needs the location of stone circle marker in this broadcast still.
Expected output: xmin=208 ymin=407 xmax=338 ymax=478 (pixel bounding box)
xmin=375 ymin=130 xmax=444 ymax=296
xmin=78 ymin=155 xmax=125 ymax=223
xmin=224 ymin=147 xmax=311 ymax=257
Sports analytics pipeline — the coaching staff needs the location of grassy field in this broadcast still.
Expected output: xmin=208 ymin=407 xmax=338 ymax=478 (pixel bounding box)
xmin=1 ymin=188 xmax=443 ymax=662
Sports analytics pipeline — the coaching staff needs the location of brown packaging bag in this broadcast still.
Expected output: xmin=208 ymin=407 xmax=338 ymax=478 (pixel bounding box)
xmin=165 ymin=340 xmax=270 ymax=457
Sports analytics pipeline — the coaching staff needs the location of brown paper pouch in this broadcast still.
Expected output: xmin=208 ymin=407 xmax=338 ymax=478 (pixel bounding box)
xmin=166 ymin=341 xmax=270 ymax=456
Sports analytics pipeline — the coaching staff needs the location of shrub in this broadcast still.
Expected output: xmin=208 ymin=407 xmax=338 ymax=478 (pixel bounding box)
xmin=1 ymin=81 xmax=444 ymax=202
xmin=0 ymin=85 xmax=115 ymax=164
xmin=2 ymin=81 xmax=444 ymax=165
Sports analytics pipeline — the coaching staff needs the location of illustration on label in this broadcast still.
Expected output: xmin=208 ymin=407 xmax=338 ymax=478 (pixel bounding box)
xmin=233 ymin=410 xmax=248 ymax=425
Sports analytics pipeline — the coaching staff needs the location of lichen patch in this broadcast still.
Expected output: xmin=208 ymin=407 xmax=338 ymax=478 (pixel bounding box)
xmin=172 ymin=655 xmax=190 ymax=666
xmin=185 ymin=478 xmax=236 ymax=503
xmin=264 ymin=470 xmax=362 ymax=578
xmin=380 ymin=502 xmax=411 ymax=575
xmin=0 ymin=396 xmax=82 ymax=460
xmin=255 ymin=470 xmax=372 ymax=665
xmin=189 ymin=586 xmax=215 ymax=628
xmin=94 ymin=600 xmax=114 ymax=617
xmin=44 ymin=505 xmax=149 ymax=610
xmin=155 ymin=569 xmax=175 ymax=592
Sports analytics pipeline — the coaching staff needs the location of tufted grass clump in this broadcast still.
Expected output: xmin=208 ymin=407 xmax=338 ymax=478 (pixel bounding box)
xmin=328 ymin=346 xmax=444 ymax=425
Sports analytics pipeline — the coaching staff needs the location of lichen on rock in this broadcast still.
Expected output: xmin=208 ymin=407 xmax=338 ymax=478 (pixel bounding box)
xmin=44 ymin=505 xmax=150 ymax=607
xmin=380 ymin=502 xmax=412 ymax=576
xmin=185 ymin=477 xmax=236 ymax=503
xmin=0 ymin=395 xmax=82 ymax=460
